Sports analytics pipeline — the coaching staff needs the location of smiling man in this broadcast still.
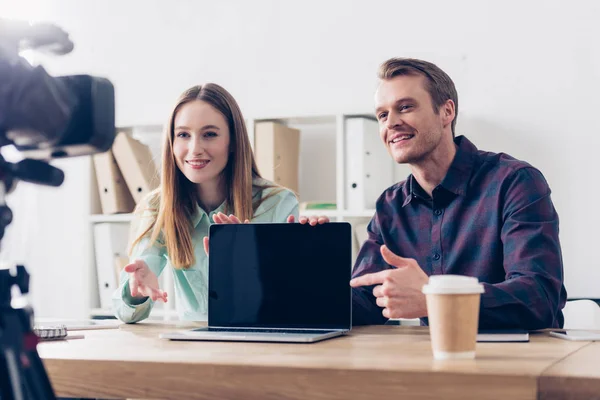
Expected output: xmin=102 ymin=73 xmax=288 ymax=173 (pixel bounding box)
xmin=349 ymin=58 xmax=566 ymax=329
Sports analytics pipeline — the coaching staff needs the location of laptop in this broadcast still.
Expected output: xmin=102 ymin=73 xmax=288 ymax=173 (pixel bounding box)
xmin=160 ymin=222 xmax=352 ymax=343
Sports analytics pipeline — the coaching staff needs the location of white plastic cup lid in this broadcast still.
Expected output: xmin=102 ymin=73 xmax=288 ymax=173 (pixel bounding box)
xmin=422 ymin=275 xmax=485 ymax=295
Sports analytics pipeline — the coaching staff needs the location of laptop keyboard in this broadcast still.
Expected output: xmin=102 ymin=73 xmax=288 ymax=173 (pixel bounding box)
xmin=197 ymin=327 xmax=335 ymax=335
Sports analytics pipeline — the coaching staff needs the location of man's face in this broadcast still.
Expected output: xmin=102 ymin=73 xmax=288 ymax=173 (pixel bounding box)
xmin=375 ymin=74 xmax=450 ymax=164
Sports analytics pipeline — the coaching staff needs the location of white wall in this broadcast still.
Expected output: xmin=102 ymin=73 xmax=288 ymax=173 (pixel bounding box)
xmin=0 ymin=156 xmax=95 ymax=318
xmin=1 ymin=0 xmax=599 ymax=309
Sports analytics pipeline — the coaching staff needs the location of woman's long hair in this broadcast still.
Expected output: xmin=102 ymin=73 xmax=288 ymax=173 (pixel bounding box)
xmin=130 ymin=83 xmax=269 ymax=269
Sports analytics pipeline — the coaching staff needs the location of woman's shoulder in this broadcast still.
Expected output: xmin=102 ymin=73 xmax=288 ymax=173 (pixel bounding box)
xmin=136 ymin=188 xmax=161 ymax=211
xmin=128 ymin=188 xmax=162 ymax=245
xmin=251 ymin=177 xmax=298 ymax=221
xmin=132 ymin=188 xmax=161 ymax=223
xmin=252 ymin=178 xmax=296 ymax=200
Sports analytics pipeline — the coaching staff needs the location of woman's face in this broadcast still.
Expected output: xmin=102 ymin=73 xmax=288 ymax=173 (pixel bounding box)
xmin=172 ymin=100 xmax=231 ymax=186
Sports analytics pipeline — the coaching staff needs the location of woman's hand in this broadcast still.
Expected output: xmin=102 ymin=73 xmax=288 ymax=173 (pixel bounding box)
xmin=286 ymin=215 xmax=330 ymax=225
xmin=212 ymin=212 xmax=249 ymax=225
xmin=203 ymin=212 xmax=250 ymax=255
xmin=123 ymin=259 xmax=167 ymax=302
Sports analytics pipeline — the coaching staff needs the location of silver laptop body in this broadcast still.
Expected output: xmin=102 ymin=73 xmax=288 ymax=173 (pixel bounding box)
xmin=160 ymin=222 xmax=352 ymax=343
xmin=160 ymin=327 xmax=345 ymax=343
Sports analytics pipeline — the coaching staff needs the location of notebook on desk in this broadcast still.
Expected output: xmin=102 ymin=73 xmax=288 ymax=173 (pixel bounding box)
xmin=477 ymin=329 xmax=529 ymax=342
xmin=160 ymin=223 xmax=352 ymax=343
xmin=35 ymin=318 xmax=120 ymax=331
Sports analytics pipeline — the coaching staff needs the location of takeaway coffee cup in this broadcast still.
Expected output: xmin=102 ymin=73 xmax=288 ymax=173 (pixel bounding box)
xmin=422 ymin=275 xmax=485 ymax=360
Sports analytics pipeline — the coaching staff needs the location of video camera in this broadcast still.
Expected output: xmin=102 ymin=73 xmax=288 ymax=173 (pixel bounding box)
xmin=0 ymin=18 xmax=116 ymax=400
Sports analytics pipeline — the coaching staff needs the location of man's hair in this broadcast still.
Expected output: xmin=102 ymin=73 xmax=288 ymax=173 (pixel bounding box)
xmin=378 ymin=58 xmax=458 ymax=136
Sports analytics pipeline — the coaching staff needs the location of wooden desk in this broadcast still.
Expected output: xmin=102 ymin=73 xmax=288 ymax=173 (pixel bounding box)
xmin=540 ymin=342 xmax=600 ymax=400
xmin=38 ymin=323 xmax=588 ymax=400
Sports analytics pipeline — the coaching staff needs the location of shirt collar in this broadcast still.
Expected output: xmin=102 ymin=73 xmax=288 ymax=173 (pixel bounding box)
xmin=439 ymin=135 xmax=477 ymax=196
xmin=401 ymin=135 xmax=477 ymax=206
xmin=191 ymin=200 xmax=227 ymax=228
xmin=401 ymin=177 xmax=412 ymax=207
xmin=189 ymin=177 xmax=266 ymax=227
xmin=402 ymin=175 xmax=429 ymax=207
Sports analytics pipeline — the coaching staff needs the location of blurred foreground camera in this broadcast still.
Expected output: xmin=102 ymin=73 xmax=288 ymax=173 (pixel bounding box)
xmin=0 ymin=18 xmax=116 ymax=400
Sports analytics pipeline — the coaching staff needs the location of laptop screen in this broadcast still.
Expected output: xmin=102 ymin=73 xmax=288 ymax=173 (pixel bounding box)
xmin=208 ymin=222 xmax=352 ymax=330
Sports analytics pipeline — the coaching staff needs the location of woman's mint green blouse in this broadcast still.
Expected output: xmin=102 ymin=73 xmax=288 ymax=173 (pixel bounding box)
xmin=112 ymin=181 xmax=299 ymax=323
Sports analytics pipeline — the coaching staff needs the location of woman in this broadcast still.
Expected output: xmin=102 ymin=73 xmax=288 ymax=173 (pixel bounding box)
xmin=112 ymin=83 xmax=302 ymax=323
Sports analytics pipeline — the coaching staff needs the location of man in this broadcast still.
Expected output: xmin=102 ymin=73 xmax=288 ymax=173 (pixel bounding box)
xmin=350 ymin=58 xmax=566 ymax=329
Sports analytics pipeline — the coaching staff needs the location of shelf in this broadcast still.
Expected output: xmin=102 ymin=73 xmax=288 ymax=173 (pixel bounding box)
xmin=252 ymin=115 xmax=337 ymax=126
xmin=300 ymin=209 xmax=375 ymax=218
xmin=251 ymin=113 xmax=376 ymax=126
xmin=90 ymin=308 xmax=178 ymax=319
xmin=91 ymin=209 xmax=375 ymax=223
xmin=90 ymin=214 xmax=135 ymax=223
xmin=89 ymin=308 xmax=116 ymax=317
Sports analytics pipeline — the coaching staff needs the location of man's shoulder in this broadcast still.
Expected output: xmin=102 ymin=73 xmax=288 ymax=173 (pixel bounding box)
xmin=475 ymin=148 xmax=542 ymax=181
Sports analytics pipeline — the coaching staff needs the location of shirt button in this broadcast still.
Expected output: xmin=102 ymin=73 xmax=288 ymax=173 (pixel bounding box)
xmin=434 ymin=209 xmax=442 ymax=216
xmin=433 ymin=253 xmax=441 ymax=260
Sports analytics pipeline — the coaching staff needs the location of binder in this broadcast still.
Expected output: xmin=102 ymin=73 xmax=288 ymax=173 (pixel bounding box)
xmin=114 ymin=256 xmax=129 ymax=285
xmin=93 ymin=222 xmax=131 ymax=310
xmin=254 ymin=122 xmax=300 ymax=193
xmin=344 ymin=118 xmax=394 ymax=210
xmin=112 ymin=132 xmax=159 ymax=204
xmin=93 ymin=150 xmax=135 ymax=214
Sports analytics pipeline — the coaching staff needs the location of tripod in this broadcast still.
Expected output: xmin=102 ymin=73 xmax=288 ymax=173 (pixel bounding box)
xmin=0 ymin=177 xmax=57 ymax=400
xmin=0 ymin=265 xmax=57 ymax=400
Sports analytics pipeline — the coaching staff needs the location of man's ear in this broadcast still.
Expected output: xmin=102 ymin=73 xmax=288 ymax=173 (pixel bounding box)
xmin=441 ymin=99 xmax=456 ymax=128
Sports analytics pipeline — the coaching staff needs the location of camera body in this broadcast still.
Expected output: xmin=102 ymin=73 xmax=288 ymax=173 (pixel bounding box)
xmin=9 ymin=74 xmax=116 ymax=159
xmin=0 ymin=19 xmax=116 ymax=225
xmin=0 ymin=20 xmax=116 ymax=160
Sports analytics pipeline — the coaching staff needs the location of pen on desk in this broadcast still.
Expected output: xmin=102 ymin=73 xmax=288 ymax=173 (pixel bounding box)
xmin=66 ymin=334 xmax=85 ymax=340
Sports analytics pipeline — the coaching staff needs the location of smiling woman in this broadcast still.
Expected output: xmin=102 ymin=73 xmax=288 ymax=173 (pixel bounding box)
xmin=112 ymin=83 xmax=300 ymax=324
xmin=172 ymin=100 xmax=232 ymax=205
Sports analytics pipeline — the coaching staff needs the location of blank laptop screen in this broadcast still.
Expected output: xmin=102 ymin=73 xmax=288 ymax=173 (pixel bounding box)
xmin=208 ymin=222 xmax=352 ymax=330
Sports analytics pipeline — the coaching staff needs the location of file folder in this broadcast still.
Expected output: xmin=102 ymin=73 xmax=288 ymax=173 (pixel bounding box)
xmin=93 ymin=150 xmax=135 ymax=214
xmin=254 ymin=121 xmax=300 ymax=194
xmin=112 ymin=132 xmax=159 ymax=204
xmin=344 ymin=118 xmax=394 ymax=210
